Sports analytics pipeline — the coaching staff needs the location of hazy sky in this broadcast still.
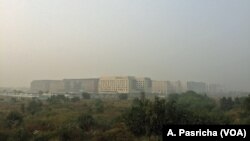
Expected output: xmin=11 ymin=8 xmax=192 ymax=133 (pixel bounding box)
xmin=0 ymin=0 xmax=250 ymax=91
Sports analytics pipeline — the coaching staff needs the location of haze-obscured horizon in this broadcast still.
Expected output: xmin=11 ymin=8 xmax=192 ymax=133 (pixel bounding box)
xmin=0 ymin=0 xmax=250 ymax=91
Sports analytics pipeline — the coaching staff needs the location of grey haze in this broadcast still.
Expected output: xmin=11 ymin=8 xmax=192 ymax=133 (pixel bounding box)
xmin=0 ymin=0 xmax=249 ymax=91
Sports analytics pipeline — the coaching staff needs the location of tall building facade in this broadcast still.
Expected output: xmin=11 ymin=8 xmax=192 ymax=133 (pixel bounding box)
xmin=30 ymin=80 xmax=64 ymax=93
xmin=135 ymin=77 xmax=152 ymax=93
xmin=166 ymin=81 xmax=187 ymax=94
xmin=31 ymin=79 xmax=98 ymax=94
xmin=98 ymin=76 xmax=135 ymax=94
xmin=152 ymin=81 xmax=167 ymax=94
xmin=63 ymin=79 xmax=99 ymax=93
xmin=49 ymin=80 xmax=65 ymax=93
xmin=174 ymin=80 xmax=187 ymax=93
xmin=207 ymin=83 xmax=224 ymax=94
xmin=187 ymin=81 xmax=207 ymax=94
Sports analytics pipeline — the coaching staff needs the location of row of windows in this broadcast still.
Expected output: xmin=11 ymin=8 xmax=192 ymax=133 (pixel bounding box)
xmin=100 ymin=80 xmax=128 ymax=83
xmin=100 ymin=84 xmax=128 ymax=88
xmin=100 ymin=86 xmax=128 ymax=89
xmin=100 ymin=80 xmax=128 ymax=87
xmin=100 ymin=88 xmax=128 ymax=92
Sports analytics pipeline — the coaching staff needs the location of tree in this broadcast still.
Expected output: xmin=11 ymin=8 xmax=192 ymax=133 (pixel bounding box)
xmin=220 ymin=97 xmax=234 ymax=111
xmin=95 ymin=99 xmax=104 ymax=113
xmin=38 ymin=90 xmax=43 ymax=95
xmin=20 ymin=103 xmax=25 ymax=113
xmin=82 ymin=92 xmax=91 ymax=99
xmin=27 ymin=99 xmax=42 ymax=115
xmin=118 ymin=94 xmax=128 ymax=100
xmin=71 ymin=97 xmax=80 ymax=102
xmin=148 ymin=97 xmax=167 ymax=136
xmin=234 ymin=97 xmax=241 ymax=106
xmin=123 ymin=98 xmax=148 ymax=136
xmin=10 ymin=97 xmax=17 ymax=103
xmin=171 ymin=91 xmax=216 ymax=112
xmin=78 ymin=113 xmax=95 ymax=131
xmin=47 ymin=95 xmax=69 ymax=104
xmin=242 ymin=95 xmax=250 ymax=113
xmin=6 ymin=111 xmax=23 ymax=128
xmin=140 ymin=92 xmax=145 ymax=101
xmin=11 ymin=128 xmax=31 ymax=141
xmin=58 ymin=124 xmax=85 ymax=141
xmin=0 ymin=131 xmax=8 ymax=141
xmin=124 ymin=92 xmax=230 ymax=138
xmin=92 ymin=123 xmax=134 ymax=141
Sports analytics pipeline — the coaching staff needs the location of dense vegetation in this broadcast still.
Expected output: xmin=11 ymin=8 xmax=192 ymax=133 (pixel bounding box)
xmin=0 ymin=91 xmax=250 ymax=141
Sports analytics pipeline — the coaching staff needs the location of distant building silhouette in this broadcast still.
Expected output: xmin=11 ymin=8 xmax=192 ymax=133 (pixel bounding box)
xmin=187 ymin=81 xmax=207 ymax=94
xmin=152 ymin=81 xmax=167 ymax=94
xmin=30 ymin=76 xmax=223 ymax=95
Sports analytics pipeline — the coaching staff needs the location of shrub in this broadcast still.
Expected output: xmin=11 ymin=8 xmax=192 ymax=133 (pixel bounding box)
xmin=27 ymin=99 xmax=42 ymax=115
xmin=78 ymin=113 xmax=95 ymax=131
xmin=82 ymin=92 xmax=91 ymax=99
xmin=6 ymin=111 xmax=23 ymax=128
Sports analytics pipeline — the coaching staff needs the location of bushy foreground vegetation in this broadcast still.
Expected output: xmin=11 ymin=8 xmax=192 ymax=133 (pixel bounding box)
xmin=0 ymin=91 xmax=250 ymax=140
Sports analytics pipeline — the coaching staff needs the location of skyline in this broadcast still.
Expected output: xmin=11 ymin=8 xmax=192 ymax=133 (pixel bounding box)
xmin=1 ymin=0 xmax=250 ymax=91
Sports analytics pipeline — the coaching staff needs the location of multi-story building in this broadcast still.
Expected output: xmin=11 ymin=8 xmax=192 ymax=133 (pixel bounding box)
xmin=49 ymin=80 xmax=65 ymax=93
xmin=175 ymin=80 xmax=187 ymax=94
xmin=30 ymin=80 xmax=64 ymax=93
xmin=166 ymin=80 xmax=187 ymax=94
xmin=81 ymin=79 xmax=99 ymax=93
xmin=152 ymin=81 xmax=167 ymax=94
xmin=31 ymin=79 xmax=98 ymax=94
xmin=187 ymin=81 xmax=207 ymax=94
xmin=63 ymin=78 xmax=99 ymax=93
xmin=31 ymin=80 xmax=51 ymax=93
xmin=207 ymin=83 xmax=223 ymax=94
xmin=98 ymin=76 xmax=136 ymax=94
xmin=135 ymin=77 xmax=152 ymax=93
xmin=30 ymin=76 xmax=214 ymax=95
xmin=166 ymin=81 xmax=176 ymax=94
